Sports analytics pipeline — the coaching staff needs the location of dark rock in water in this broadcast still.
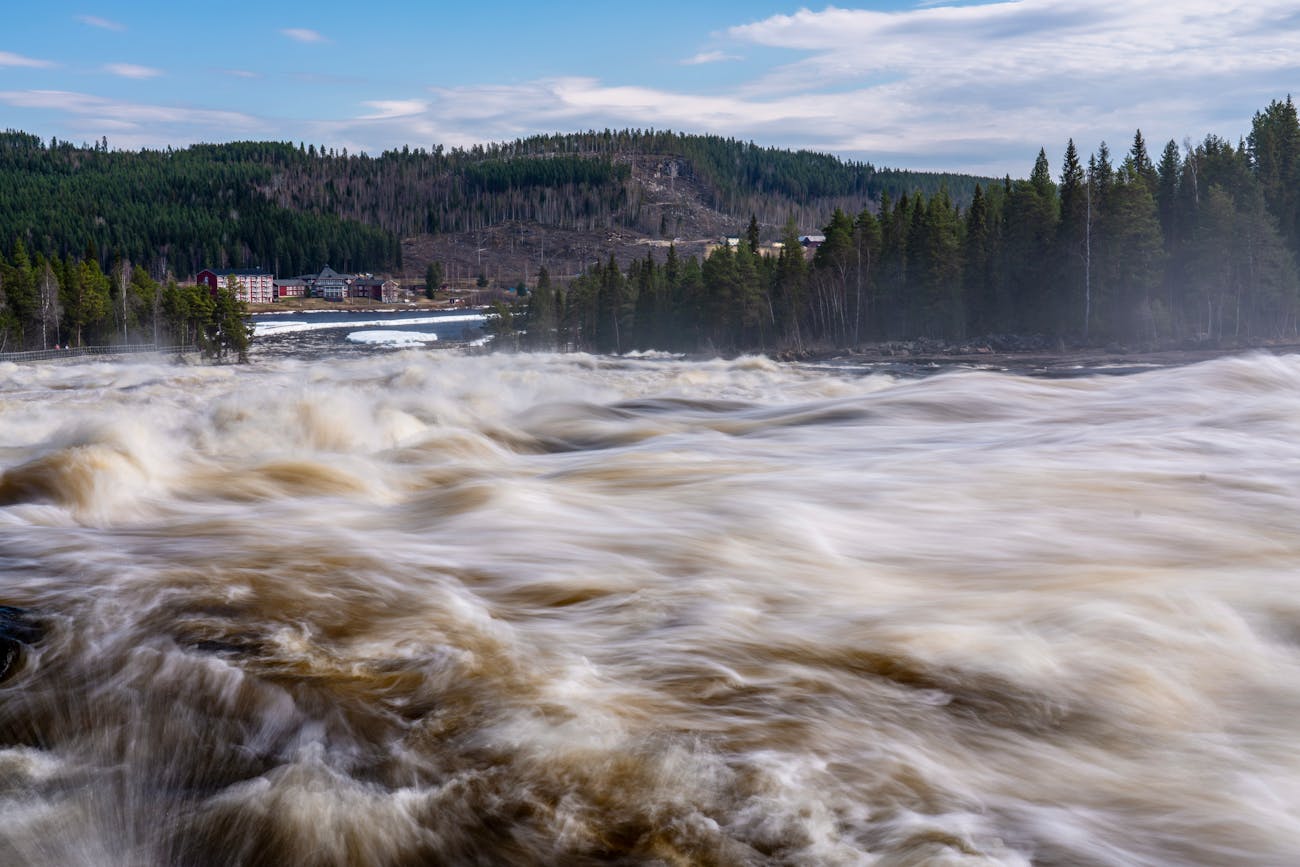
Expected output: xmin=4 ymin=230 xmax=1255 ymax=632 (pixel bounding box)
xmin=0 ymin=606 xmax=42 ymax=684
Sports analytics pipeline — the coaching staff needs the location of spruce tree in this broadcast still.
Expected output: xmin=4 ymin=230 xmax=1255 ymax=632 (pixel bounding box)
xmin=962 ymin=185 xmax=995 ymax=336
xmin=1057 ymin=141 xmax=1088 ymax=337
xmin=1249 ymin=96 xmax=1300 ymax=261
xmin=525 ymin=266 xmax=556 ymax=349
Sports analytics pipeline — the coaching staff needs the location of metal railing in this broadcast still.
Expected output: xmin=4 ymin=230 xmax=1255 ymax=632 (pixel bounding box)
xmin=0 ymin=344 xmax=199 ymax=363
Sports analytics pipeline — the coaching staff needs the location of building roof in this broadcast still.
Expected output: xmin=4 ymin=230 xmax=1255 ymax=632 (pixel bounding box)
xmin=201 ymin=268 xmax=271 ymax=276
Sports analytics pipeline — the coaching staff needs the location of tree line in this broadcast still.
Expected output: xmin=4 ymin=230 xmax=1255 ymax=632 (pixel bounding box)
xmin=0 ymin=241 xmax=250 ymax=360
xmin=513 ymin=99 xmax=1300 ymax=352
xmin=0 ymin=131 xmax=399 ymax=279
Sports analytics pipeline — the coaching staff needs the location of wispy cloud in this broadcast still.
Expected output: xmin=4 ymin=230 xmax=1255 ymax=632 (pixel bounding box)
xmin=312 ymin=1 xmax=1300 ymax=175
xmin=281 ymin=28 xmax=329 ymax=44
xmin=104 ymin=63 xmax=162 ymax=79
xmin=359 ymin=99 xmax=430 ymax=120
xmin=681 ymin=50 xmax=743 ymax=66
xmin=77 ymin=14 xmax=125 ymax=32
xmin=312 ymin=77 xmax=828 ymax=156
xmin=729 ymin=2 xmax=1300 ymax=93
xmin=0 ymin=90 xmax=263 ymax=139
xmin=10 ymin=0 xmax=1300 ymax=176
xmin=223 ymin=69 xmax=261 ymax=79
xmin=0 ymin=51 xmax=55 ymax=69
xmin=716 ymin=0 xmax=1300 ymax=171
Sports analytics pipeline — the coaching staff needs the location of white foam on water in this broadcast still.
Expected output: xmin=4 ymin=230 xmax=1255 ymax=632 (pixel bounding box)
xmin=0 ymin=349 xmax=1298 ymax=864
xmin=345 ymin=330 xmax=439 ymax=346
xmin=253 ymin=314 xmax=485 ymax=337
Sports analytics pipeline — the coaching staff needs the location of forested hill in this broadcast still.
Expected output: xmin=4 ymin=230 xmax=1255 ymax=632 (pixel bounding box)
xmin=0 ymin=132 xmax=399 ymax=280
xmin=0 ymin=128 xmax=990 ymax=278
xmin=301 ymin=130 xmax=991 ymax=239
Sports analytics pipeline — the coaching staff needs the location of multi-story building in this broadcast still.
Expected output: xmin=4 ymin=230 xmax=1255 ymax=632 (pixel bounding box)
xmin=311 ymin=266 xmax=348 ymax=301
xmin=195 ymin=268 xmax=276 ymax=304
xmin=347 ymin=276 xmax=400 ymax=303
xmin=274 ymin=278 xmax=309 ymax=299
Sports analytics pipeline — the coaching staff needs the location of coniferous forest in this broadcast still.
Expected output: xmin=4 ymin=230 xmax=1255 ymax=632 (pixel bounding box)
xmin=519 ymin=99 xmax=1300 ymax=354
xmin=2 ymin=98 xmax=1300 ymax=354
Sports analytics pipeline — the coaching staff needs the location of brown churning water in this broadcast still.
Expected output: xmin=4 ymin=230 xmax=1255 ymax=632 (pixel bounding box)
xmin=1 ymin=349 xmax=1299 ymax=865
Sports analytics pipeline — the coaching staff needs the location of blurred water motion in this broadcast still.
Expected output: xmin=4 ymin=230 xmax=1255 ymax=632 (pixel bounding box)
xmin=1 ymin=348 xmax=1298 ymax=865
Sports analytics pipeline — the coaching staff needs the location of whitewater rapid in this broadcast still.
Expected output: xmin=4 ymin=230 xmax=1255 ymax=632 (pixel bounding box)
xmin=1 ymin=349 xmax=1299 ymax=865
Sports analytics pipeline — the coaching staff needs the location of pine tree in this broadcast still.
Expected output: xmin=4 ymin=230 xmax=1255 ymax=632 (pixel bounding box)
xmin=424 ymin=261 xmax=443 ymax=299
xmin=1249 ymin=96 xmax=1300 ymax=261
xmin=812 ymin=208 xmax=856 ymax=344
xmin=962 ymin=185 xmax=995 ymax=336
xmin=525 ymin=266 xmax=556 ymax=349
xmin=773 ymin=218 xmax=807 ymax=347
xmin=701 ymin=244 xmax=738 ymax=349
xmin=1129 ymin=130 xmax=1158 ymax=194
xmin=1 ymin=241 xmax=36 ymax=347
xmin=1100 ymin=164 xmax=1164 ymax=341
xmin=919 ymin=189 xmax=963 ymax=338
xmin=210 ymin=276 xmax=252 ymax=362
xmin=1001 ymin=150 xmax=1059 ymax=332
xmin=852 ymin=208 xmax=881 ymax=342
xmin=1155 ymin=140 xmax=1183 ymax=247
xmin=1057 ymin=141 xmax=1088 ymax=337
xmin=595 ymin=254 xmax=626 ymax=353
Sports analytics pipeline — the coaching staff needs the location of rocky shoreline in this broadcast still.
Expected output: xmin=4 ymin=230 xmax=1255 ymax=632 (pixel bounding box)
xmin=775 ymin=335 xmax=1300 ymax=373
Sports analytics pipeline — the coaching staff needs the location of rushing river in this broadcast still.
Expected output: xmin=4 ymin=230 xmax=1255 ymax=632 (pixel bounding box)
xmin=1 ymin=344 xmax=1299 ymax=866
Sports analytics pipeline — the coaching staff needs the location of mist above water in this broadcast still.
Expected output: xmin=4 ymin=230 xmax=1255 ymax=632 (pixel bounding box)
xmin=1 ymin=348 xmax=1298 ymax=865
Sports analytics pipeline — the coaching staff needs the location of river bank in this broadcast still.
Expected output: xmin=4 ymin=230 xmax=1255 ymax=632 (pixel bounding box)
xmin=246 ymin=298 xmax=456 ymax=315
xmin=776 ymin=335 xmax=1300 ymax=374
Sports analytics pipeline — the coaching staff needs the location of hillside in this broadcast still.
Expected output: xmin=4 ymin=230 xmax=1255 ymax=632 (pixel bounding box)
xmin=0 ymin=129 xmax=994 ymax=282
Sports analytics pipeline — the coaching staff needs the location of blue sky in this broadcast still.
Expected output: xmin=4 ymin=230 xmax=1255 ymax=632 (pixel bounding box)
xmin=2 ymin=0 xmax=1298 ymax=176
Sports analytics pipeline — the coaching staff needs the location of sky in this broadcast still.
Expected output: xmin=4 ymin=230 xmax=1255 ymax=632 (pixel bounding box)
xmin=1 ymin=0 xmax=1298 ymax=177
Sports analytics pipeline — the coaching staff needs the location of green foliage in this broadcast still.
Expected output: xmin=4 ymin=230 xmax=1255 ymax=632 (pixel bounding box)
xmin=543 ymin=98 xmax=1300 ymax=354
xmin=0 ymin=132 xmax=395 ymax=277
xmin=210 ymin=277 xmax=253 ymax=362
xmin=524 ymin=266 xmax=557 ymax=349
xmin=5 ymin=99 xmax=1300 ymax=355
xmin=424 ymin=261 xmax=443 ymax=299
xmin=484 ymin=300 xmax=519 ymax=349
xmin=461 ymin=155 xmax=628 ymax=194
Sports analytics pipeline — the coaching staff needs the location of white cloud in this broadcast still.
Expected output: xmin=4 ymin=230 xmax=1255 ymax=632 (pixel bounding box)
xmin=104 ymin=63 xmax=162 ymax=79
xmin=0 ymin=90 xmax=262 ymax=136
xmin=713 ymin=0 xmax=1300 ymax=171
xmin=310 ymin=1 xmax=1300 ymax=175
xmin=223 ymin=69 xmax=260 ymax=79
xmin=359 ymin=99 xmax=430 ymax=119
xmin=0 ymin=51 xmax=55 ymax=69
xmin=77 ymin=15 xmax=125 ymax=32
xmin=10 ymin=1 xmax=1297 ymax=176
xmin=281 ymin=28 xmax=329 ymax=44
xmin=308 ymin=77 xmax=838 ymax=159
xmin=681 ymin=51 xmax=743 ymax=66
xmin=728 ymin=1 xmax=1300 ymax=84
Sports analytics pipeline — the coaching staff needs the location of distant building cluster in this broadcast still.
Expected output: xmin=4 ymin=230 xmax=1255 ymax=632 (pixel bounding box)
xmin=195 ymin=266 xmax=400 ymax=304
xmin=702 ymin=235 xmax=826 ymax=259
